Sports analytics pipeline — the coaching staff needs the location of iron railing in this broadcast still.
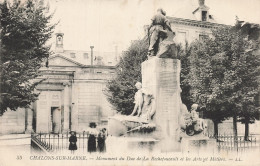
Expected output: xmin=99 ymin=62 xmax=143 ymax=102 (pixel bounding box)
xmin=31 ymin=132 xmax=92 ymax=153
xmin=208 ymin=134 xmax=260 ymax=152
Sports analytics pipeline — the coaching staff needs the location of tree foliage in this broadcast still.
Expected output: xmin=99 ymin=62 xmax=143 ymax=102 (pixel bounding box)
xmin=187 ymin=23 xmax=260 ymax=136
xmin=0 ymin=0 xmax=56 ymax=115
xmin=105 ymin=39 xmax=148 ymax=115
xmin=179 ymin=42 xmax=193 ymax=110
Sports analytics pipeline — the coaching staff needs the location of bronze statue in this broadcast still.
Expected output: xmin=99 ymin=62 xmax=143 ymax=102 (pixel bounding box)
xmin=147 ymin=8 xmax=175 ymax=58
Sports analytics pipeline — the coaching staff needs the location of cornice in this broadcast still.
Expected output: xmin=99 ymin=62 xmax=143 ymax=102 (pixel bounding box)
xmin=168 ymin=16 xmax=228 ymax=29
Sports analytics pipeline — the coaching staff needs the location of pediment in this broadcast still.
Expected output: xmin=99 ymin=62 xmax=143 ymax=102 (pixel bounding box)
xmin=49 ymin=55 xmax=83 ymax=67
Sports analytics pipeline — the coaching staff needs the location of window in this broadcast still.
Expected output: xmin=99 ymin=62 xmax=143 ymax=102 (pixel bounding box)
xmin=70 ymin=53 xmax=76 ymax=58
xmin=83 ymin=53 xmax=88 ymax=59
xmin=176 ymin=32 xmax=186 ymax=45
xmin=202 ymin=11 xmax=207 ymax=21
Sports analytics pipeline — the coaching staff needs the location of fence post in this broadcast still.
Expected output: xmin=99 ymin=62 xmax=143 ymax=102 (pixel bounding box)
xmin=58 ymin=134 xmax=60 ymax=152
xmin=83 ymin=131 xmax=85 ymax=151
xmin=49 ymin=134 xmax=50 ymax=147
xmin=239 ymin=136 xmax=242 ymax=150
xmin=52 ymin=134 xmax=55 ymax=150
xmin=250 ymin=135 xmax=252 ymax=146
xmin=62 ymin=134 xmax=64 ymax=152
xmin=231 ymin=135 xmax=233 ymax=150
xmin=67 ymin=131 xmax=69 ymax=149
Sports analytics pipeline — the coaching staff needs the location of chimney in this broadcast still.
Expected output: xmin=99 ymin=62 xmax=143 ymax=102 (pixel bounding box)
xmin=90 ymin=46 xmax=94 ymax=66
xmin=198 ymin=0 xmax=205 ymax=6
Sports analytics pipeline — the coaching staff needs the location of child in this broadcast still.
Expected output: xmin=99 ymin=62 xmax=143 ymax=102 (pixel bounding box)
xmin=130 ymin=82 xmax=143 ymax=117
xmin=97 ymin=128 xmax=107 ymax=152
xmin=69 ymin=131 xmax=77 ymax=154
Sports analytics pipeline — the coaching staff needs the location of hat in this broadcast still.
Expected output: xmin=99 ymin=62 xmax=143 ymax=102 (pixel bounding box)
xmin=89 ymin=122 xmax=97 ymax=128
xmin=70 ymin=131 xmax=76 ymax=134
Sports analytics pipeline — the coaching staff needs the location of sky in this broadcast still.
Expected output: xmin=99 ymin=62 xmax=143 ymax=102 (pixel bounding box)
xmin=47 ymin=0 xmax=260 ymax=53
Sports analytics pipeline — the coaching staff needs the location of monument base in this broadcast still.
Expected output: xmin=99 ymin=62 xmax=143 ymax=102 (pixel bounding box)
xmin=108 ymin=115 xmax=156 ymax=137
xmin=142 ymin=57 xmax=181 ymax=152
xmin=181 ymin=136 xmax=217 ymax=154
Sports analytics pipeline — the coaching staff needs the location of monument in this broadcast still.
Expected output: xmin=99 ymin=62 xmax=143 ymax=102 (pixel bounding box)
xmin=108 ymin=8 xmax=209 ymax=152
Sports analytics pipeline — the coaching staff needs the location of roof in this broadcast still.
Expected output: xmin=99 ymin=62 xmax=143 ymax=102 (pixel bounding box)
xmin=50 ymin=49 xmax=118 ymax=67
xmin=171 ymin=0 xmax=217 ymax=23
xmin=48 ymin=54 xmax=116 ymax=69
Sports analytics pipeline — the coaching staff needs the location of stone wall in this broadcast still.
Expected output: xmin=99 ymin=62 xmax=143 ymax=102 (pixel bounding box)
xmin=0 ymin=108 xmax=25 ymax=134
xmin=73 ymin=81 xmax=113 ymax=132
xmin=171 ymin=22 xmax=212 ymax=46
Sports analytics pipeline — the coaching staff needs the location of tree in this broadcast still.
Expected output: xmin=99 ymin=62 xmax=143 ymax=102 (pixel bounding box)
xmin=187 ymin=36 xmax=231 ymax=138
xmin=233 ymin=21 xmax=260 ymax=141
xmin=0 ymin=0 xmax=56 ymax=115
xmin=105 ymin=39 xmax=148 ymax=115
xmin=188 ymin=24 xmax=260 ymax=139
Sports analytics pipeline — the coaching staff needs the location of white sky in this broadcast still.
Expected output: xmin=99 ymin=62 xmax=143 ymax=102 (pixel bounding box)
xmin=47 ymin=0 xmax=260 ymax=53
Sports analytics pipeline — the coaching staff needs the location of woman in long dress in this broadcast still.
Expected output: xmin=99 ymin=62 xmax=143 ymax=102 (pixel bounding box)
xmin=88 ymin=122 xmax=98 ymax=153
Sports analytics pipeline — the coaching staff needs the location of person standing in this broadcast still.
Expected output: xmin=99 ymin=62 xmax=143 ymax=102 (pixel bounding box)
xmin=97 ymin=128 xmax=107 ymax=152
xmin=69 ymin=131 xmax=77 ymax=154
xmin=87 ymin=122 xmax=98 ymax=153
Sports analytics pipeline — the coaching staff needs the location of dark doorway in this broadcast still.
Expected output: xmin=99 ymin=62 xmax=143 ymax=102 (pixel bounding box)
xmin=51 ymin=107 xmax=61 ymax=133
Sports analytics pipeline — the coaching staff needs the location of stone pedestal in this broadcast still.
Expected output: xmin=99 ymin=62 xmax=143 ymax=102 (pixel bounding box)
xmin=142 ymin=57 xmax=181 ymax=151
xmin=25 ymin=108 xmax=33 ymax=133
xmin=181 ymin=136 xmax=217 ymax=154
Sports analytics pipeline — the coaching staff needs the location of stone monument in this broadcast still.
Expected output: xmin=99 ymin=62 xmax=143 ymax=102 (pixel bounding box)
xmin=108 ymin=8 xmax=209 ymax=153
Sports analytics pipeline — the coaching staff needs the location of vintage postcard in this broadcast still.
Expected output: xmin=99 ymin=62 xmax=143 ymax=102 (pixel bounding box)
xmin=0 ymin=0 xmax=260 ymax=166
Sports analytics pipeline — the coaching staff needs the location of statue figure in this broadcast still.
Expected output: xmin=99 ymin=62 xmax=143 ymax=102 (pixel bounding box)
xmin=130 ymin=82 xmax=143 ymax=117
xmin=178 ymin=103 xmax=207 ymax=136
xmin=147 ymin=8 xmax=175 ymax=58
xmin=140 ymin=90 xmax=156 ymax=121
xmin=190 ymin=104 xmax=204 ymax=131
xmin=156 ymin=26 xmax=178 ymax=58
xmin=130 ymin=82 xmax=156 ymax=122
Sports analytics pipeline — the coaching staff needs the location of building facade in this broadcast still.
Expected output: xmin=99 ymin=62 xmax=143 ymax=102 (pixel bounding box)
xmin=0 ymin=31 xmax=117 ymax=134
xmin=169 ymin=0 xmax=225 ymax=45
xmin=32 ymin=32 xmax=117 ymax=133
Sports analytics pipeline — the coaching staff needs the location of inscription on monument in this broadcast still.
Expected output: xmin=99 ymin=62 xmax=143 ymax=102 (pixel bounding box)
xmin=159 ymin=71 xmax=178 ymax=91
